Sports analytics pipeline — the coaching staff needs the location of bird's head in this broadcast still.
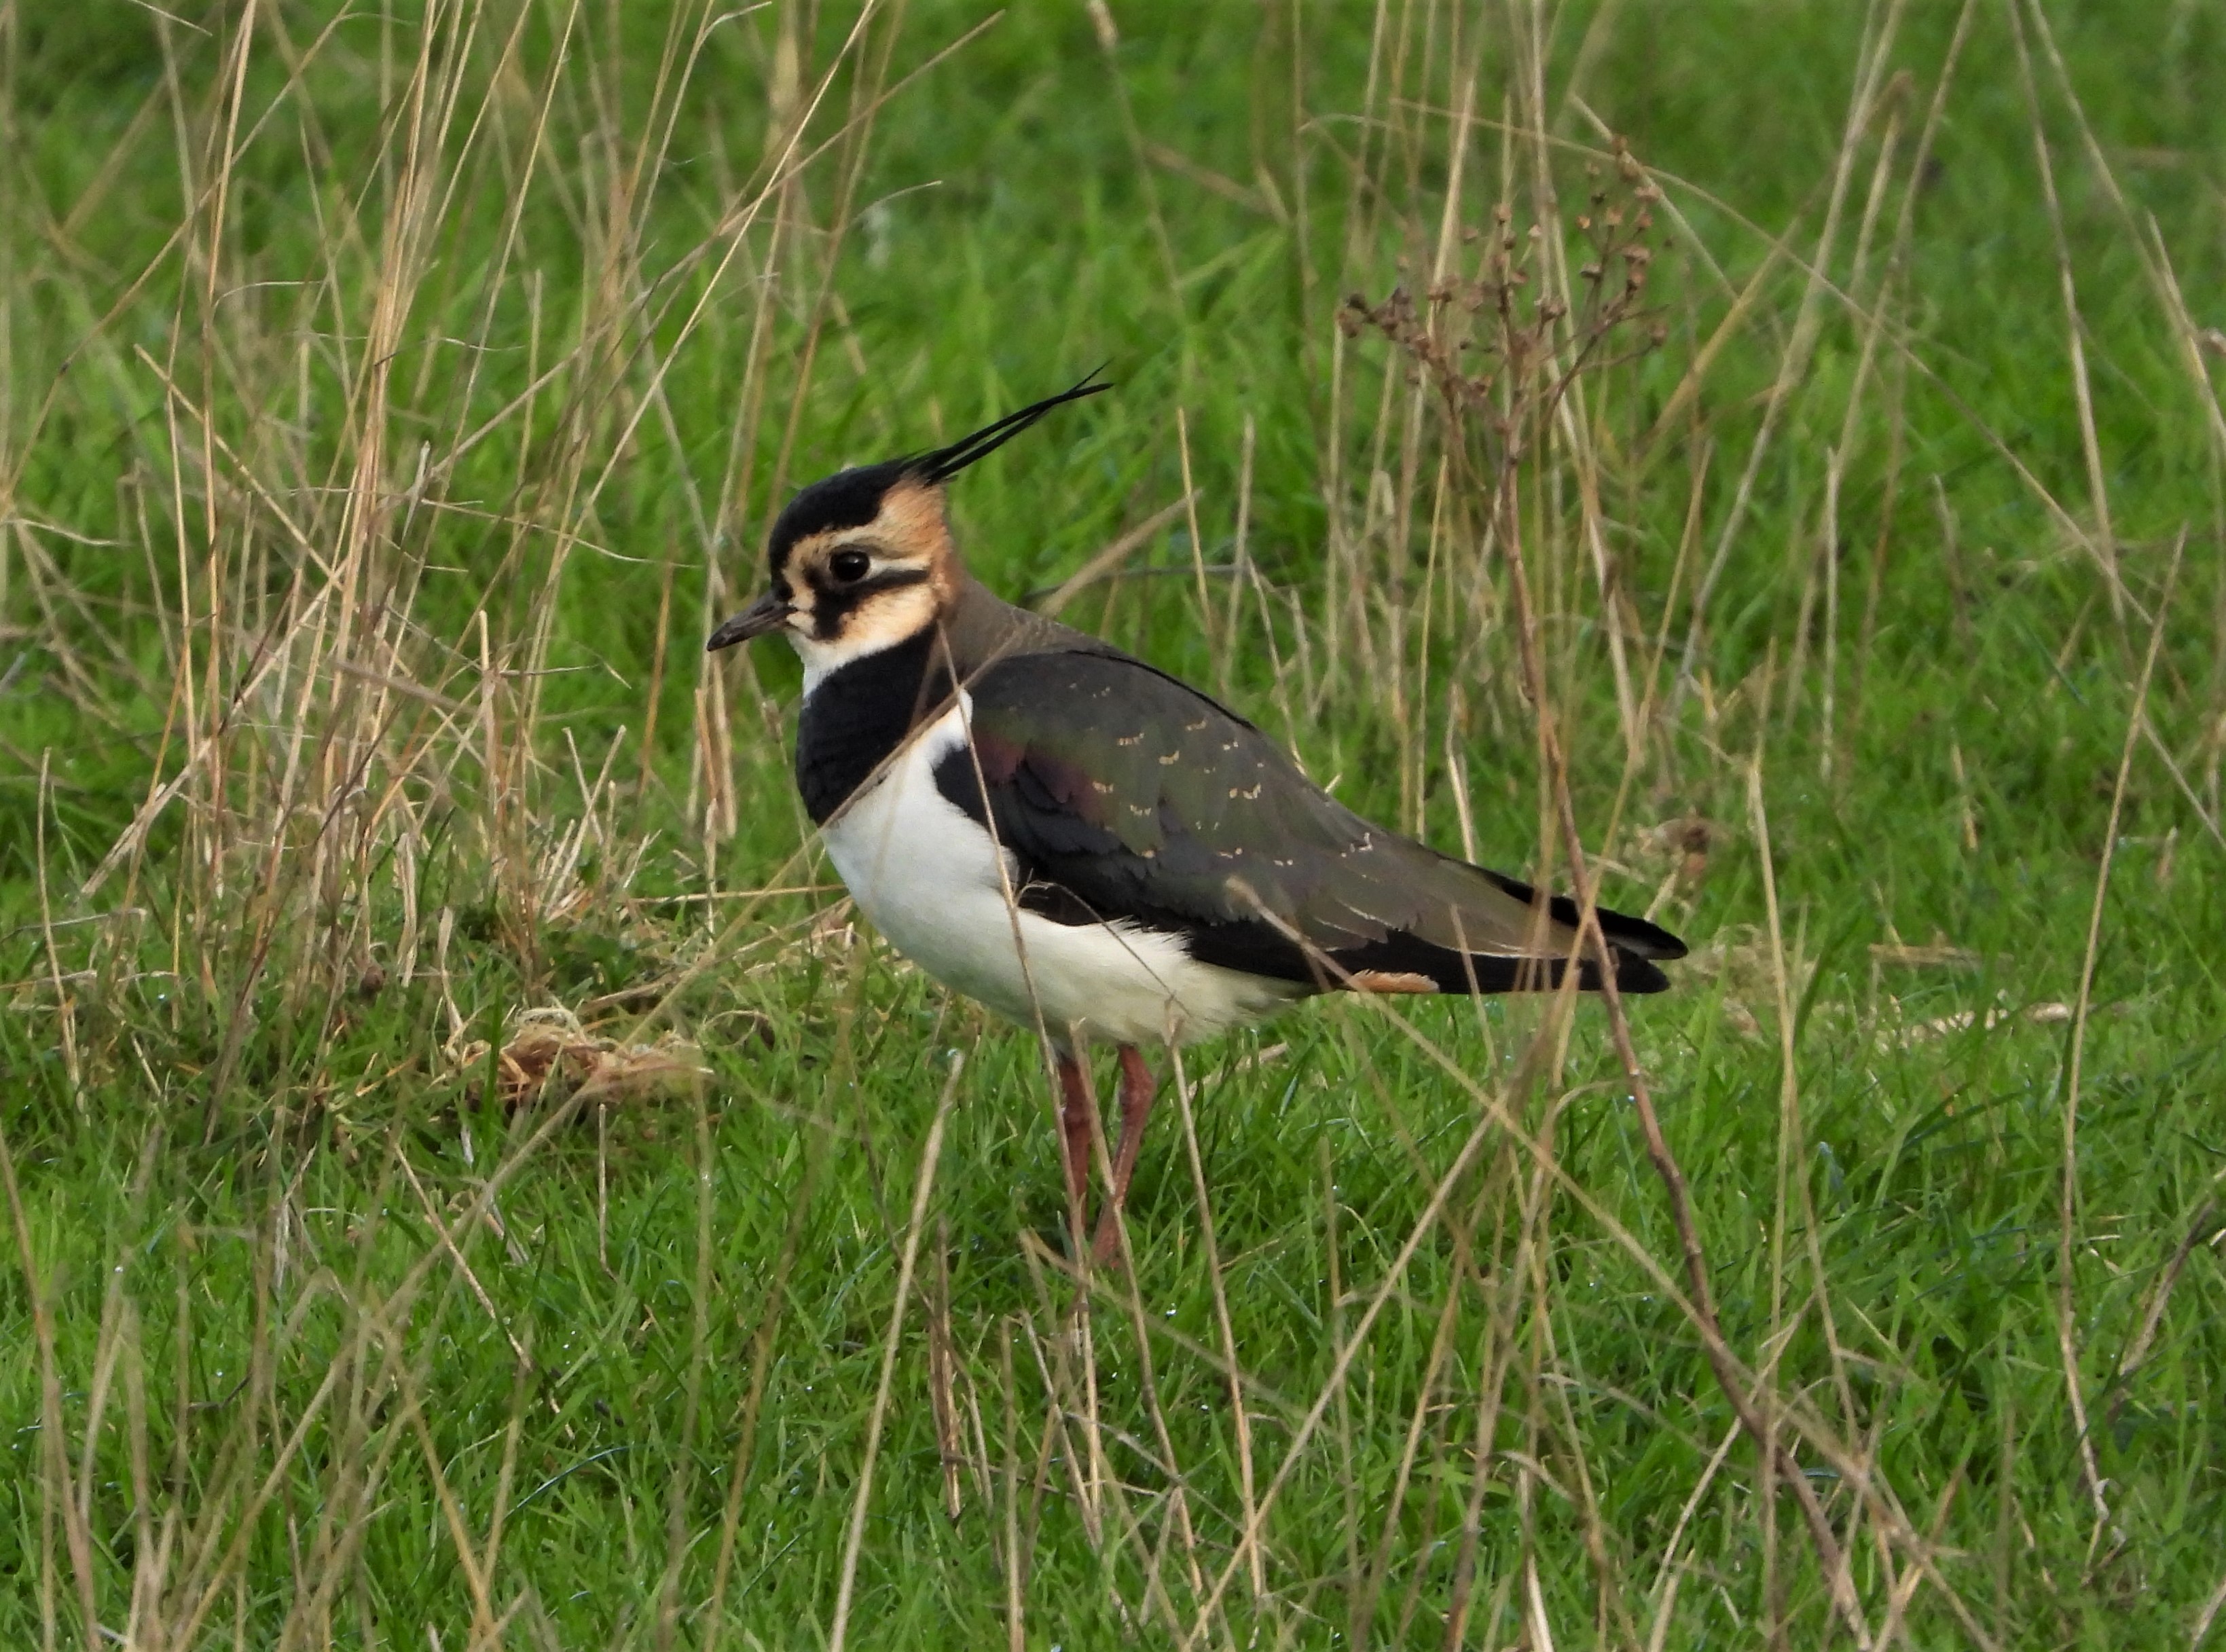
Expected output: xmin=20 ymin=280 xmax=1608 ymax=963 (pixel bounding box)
xmin=706 ymin=374 xmax=1110 ymax=675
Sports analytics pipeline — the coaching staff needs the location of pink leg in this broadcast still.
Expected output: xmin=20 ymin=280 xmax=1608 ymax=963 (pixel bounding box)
xmin=1055 ymin=1052 xmax=1097 ymax=1244
xmin=1091 ymin=1045 xmax=1159 ymax=1264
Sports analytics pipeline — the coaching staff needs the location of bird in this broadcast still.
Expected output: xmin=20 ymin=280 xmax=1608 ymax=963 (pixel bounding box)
xmin=708 ymin=375 xmax=1686 ymax=1262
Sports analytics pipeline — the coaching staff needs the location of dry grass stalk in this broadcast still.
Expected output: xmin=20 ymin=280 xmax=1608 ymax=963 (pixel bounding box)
xmin=2054 ymin=536 xmax=2182 ymax=1547
xmin=1333 ymin=52 xmax=1893 ymax=1636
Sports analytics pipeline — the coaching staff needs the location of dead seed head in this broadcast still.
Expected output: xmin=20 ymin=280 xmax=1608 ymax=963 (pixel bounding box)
xmin=1339 ymin=151 xmax=1666 ymax=447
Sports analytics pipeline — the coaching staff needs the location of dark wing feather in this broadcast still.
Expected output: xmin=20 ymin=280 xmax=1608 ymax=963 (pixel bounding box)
xmin=932 ymin=650 xmax=1685 ymax=994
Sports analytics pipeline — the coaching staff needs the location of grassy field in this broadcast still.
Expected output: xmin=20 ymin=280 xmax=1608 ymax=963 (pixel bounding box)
xmin=3 ymin=0 xmax=2224 ymax=1645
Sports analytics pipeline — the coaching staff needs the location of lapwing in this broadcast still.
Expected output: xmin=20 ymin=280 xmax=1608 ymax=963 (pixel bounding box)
xmin=708 ymin=378 xmax=1686 ymax=1260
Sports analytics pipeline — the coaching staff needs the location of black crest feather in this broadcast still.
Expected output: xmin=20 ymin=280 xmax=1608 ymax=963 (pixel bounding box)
xmin=911 ymin=369 xmax=1112 ymax=485
xmin=765 ymin=371 xmax=1112 ymax=576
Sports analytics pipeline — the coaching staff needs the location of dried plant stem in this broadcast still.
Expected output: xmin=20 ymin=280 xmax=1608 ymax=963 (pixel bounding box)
xmin=1181 ymin=1113 xmax=1499 ymax=1647
xmin=2007 ymin=0 xmax=2121 ymax=632
xmin=1487 ymin=462 xmax=1873 ymax=1649
xmin=1169 ymin=1049 xmax=1265 ymax=1604
xmin=1 ymin=1112 xmax=101 ymax=1651
xmin=2057 ymin=535 xmax=2181 ymax=1537
xmin=2193 ymin=1568 xmax=2226 ymax=1651
xmin=828 ymin=1052 xmax=965 ymax=1652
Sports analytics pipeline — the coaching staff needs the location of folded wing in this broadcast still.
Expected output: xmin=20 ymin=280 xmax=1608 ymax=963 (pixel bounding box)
xmin=931 ymin=650 xmax=1685 ymax=994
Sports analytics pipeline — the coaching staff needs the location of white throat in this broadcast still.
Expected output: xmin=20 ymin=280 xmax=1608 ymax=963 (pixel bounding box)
xmin=791 ymin=624 xmax=908 ymax=697
xmin=786 ymin=577 xmax=944 ymax=694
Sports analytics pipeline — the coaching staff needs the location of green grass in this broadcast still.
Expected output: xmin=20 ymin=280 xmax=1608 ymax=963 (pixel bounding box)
xmin=4 ymin=1 xmax=2225 ymax=1646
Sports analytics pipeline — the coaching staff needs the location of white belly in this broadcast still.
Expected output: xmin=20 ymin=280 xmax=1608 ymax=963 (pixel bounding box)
xmin=818 ymin=697 xmax=1302 ymax=1048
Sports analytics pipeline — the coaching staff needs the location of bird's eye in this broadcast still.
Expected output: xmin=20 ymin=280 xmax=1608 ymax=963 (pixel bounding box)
xmin=828 ymin=548 xmax=872 ymax=583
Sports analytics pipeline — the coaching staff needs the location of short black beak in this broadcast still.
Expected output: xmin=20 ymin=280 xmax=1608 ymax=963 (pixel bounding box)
xmin=706 ymin=590 xmax=792 ymax=651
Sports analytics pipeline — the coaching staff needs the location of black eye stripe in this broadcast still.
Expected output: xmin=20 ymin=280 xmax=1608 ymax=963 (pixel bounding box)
xmin=858 ymin=567 xmax=931 ymax=593
xmin=811 ymin=565 xmax=929 ymax=597
xmin=806 ymin=566 xmax=934 ymax=638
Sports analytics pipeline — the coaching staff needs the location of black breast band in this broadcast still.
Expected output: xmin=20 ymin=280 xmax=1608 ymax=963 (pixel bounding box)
xmin=792 ymin=630 xmax=950 ymax=824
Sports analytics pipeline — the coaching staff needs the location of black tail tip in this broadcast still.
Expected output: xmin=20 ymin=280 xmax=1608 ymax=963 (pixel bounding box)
xmin=1570 ymin=948 xmax=1675 ymax=994
xmin=1610 ymin=951 xmax=1675 ymax=993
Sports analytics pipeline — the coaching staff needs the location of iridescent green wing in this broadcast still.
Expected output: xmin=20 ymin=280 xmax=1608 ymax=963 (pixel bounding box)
xmin=932 ymin=649 xmax=1684 ymax=991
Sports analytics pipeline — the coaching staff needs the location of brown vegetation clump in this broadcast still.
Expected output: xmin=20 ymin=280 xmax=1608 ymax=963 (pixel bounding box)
xmin=452 ymin=1006 xmax=708 ymax=1112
